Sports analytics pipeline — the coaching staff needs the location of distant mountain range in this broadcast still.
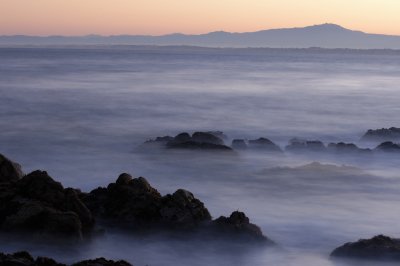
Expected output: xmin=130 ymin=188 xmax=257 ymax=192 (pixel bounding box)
xmin=2 ymin=24 xmax=400 ymax=49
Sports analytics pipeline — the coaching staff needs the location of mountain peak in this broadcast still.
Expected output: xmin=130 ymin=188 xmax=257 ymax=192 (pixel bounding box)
xmin=305 ymin=23 xmax=349 ymax=31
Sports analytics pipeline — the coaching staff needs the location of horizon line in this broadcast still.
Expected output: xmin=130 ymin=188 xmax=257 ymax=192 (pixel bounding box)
xmin=2 ymin=23 xmax=399 ymax=38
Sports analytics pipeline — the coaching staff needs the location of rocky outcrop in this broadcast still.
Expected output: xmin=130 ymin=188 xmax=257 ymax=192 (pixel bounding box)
xmin=82 ymin=174 xmax=271 ymax=242
xmin=331 ymin=235 xmax=400 ymax=261
xmin=211 ymin=211 xmax=269 ymax=242
xmin=0 ymin=251 xmax=132 ymax=266
xmin=82 ymin=173 xmax=211 ymax=229
xmin=0 ymin=154 xmax=24 ymax=183
xmin=0 ymin=153 xmax=270 ymax=243
xmin=361 ymin=127 xmax=400 ymax=143
xmin=327 ymin=142 xmax=372 ymax=154
xmin=0 ymin=169 xmax=94 ymax=239
xmin=248 ymin=138 xmax=282 ymax=152
xmin=374 ymin=141 xmax=400 ymax=152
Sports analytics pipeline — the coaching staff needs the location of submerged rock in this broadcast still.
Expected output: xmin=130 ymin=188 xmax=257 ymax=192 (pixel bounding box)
xmin=0 ymin=251 xmax=133 ymax=266
xmin=331 ymin=235 xmax=400 ymax=261
xmin=248 ymin=138 xmax=282 ymax=152
xmin=361 ymin=127 xmax=400 ymax=142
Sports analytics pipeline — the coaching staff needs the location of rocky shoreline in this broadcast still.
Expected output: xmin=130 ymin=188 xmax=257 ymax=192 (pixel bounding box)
xmin=2 ymin=134 xmax=400 ymax=263
xmin=0 ymin=153 xmax=271 ymax=265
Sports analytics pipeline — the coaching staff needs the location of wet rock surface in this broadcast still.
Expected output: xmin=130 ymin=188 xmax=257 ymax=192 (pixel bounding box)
xmin=0 ymin=251 xmax=132 ymax=266
xmin=331 ymin=235 xmax=400 ymax=261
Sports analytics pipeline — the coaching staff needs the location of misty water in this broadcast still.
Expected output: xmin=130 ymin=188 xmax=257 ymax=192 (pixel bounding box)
xmin=1 ymin=46 xmax=400 ymax=265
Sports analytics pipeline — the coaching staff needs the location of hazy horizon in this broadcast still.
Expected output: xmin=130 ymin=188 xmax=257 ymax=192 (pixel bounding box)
xmin=1 ymin=23 xmax=399 ymax=38
xmin=1 ymin=0 xmax=400 ymax=36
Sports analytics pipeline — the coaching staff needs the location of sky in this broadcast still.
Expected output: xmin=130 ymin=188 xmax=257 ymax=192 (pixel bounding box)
xmin=1 ymin=0 xmax=400 ymax=36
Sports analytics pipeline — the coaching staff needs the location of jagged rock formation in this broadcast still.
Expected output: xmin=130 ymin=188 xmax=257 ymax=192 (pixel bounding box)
xmin=331 ymin=235 xmax=400 ymax=261
xmin=0 ymin=153 xmax=269 ymax=243
xmin=82 ymin=173 xmax=211 ymax=229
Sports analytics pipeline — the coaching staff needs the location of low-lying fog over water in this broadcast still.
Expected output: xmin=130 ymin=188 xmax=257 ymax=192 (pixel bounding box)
xmin=1 ymin=46 xmax=400 ymax=265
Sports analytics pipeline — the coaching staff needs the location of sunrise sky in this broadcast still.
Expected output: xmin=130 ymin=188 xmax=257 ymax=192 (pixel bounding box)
xmin=1 ymin=0 xmax=399 ymax=36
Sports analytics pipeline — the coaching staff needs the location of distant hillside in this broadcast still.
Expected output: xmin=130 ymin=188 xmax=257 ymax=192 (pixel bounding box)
xmin=2 ymin=24 xmax=400 ymax=49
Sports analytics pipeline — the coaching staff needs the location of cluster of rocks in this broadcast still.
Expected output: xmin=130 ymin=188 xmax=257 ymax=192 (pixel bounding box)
xmin=144 ymin=131 xmax=282 ymax=153
xmin=0 ymin=251 xmax=131 ymax=266
xmin=331 ymin=235 xmax=400 ymax=261
xmin=361 ymin=127 xmax=400 ymax=143
xmin=0 ymin=153 xmax=269 ymax=244
xmin=143 ymin=128 xmax=400 ymax=156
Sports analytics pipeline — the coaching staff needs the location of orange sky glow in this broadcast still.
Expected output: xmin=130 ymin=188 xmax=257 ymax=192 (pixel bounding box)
xmin=1 ymin=0 xmax=399 ymax=36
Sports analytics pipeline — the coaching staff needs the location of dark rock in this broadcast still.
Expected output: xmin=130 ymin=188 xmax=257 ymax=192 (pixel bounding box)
xmin=160 ymin=189 xmax=211 ymax=227
xmin=331 ymin=235 xmax=400 ymax=261
xmin=375 ymin=141 xmax=400 ymax=152
xmin=166 ymin=132 xmax=232 ymax=151
xmin=327 ymin=142 xmax=372 ymax=154
xmin=172 ymin=132 xmax=191 ymax=143
xmin=0 ymin=154 xmax=24 ymax=183
xmin=192 ymin=132 xmax=224 ymax=145
xmin=231 ymin=139 xmax=247 ymax=150
xmin=0 ymin=170 xmax=94 ymax=239
xmin=285 ymin=138 xmax=326 ymax=153
xmin=83 ymin=175 xmax=210 ymax=229
xmin=71 ymin=257 xmax=132 ymax=266
xmin=361 ymin=127 xmax=400 ymax=142
xmin=248 ymin=138 xmax=282 ymax=152
xmin=0 ymin=251 xmax=132 ymax=266
xmin=0 ymin=251 xmax=66 ymax=266
xmin=115 ymin=173 xmax=133 ymax=186
xmin=212 ymin=211 xmax=271 ymax=242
